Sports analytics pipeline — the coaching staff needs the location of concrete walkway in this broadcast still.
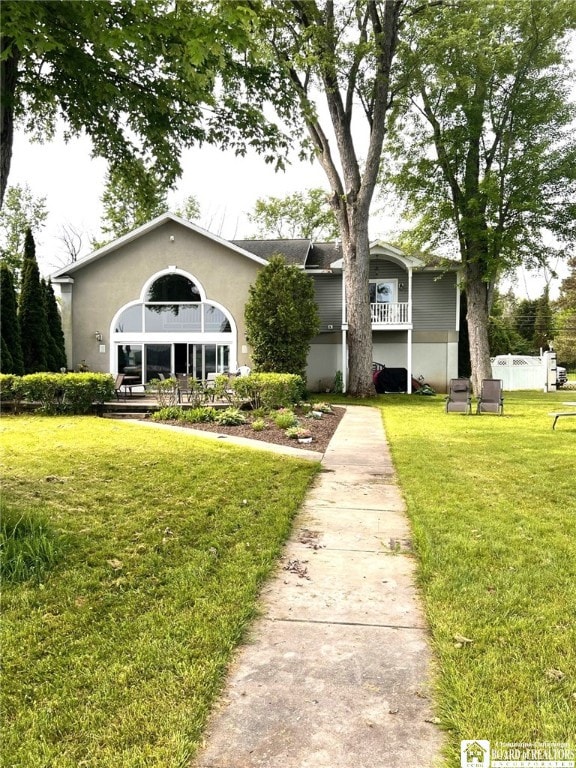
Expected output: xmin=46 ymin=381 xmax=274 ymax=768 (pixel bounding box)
xmin=192 ymin=406 xmax=444 ymax=768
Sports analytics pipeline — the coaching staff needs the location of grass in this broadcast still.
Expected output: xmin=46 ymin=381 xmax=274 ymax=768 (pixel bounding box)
xmin=373 ymin=390 xmax=576 ymax=764
xmin=0 ymin=415 xmax=319 ymax=768
xmin=1 ymin=504 xmax=64 ymax=583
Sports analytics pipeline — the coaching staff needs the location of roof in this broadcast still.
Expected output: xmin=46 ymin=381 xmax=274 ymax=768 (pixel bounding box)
xmin=50 ymin=214 xmax=460 ymax=280
xmin=51 ymin=212 xmax=269 ymax=279
xmin=232 ymin=240 xmax=342 ymax=270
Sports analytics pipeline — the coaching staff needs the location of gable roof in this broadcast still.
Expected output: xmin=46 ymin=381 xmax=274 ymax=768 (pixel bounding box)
xmin=233 ymin=239 xmax=342 ymax=270
xmin=51 ymin=212 xmax=269 ymax=280
xmin=232 ymin=239 xmax=312 ymax=267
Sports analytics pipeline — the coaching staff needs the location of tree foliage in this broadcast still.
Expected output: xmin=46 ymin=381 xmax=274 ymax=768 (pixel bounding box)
xmin=18 ymin=229 xmax=49 ymax=373
xmin=554 ymin=255 xmax=576 ymax=366
xmin=1 ymin=0 xmax=293 ymax=207
xmin=249 ymin=188 xmax=339 ymax=241
xmin=43 ymin=279 xmax=67 ymax=371
xmin=240 ymin=0 xmax=404 ymax=395
xmin=386 ymin=0 xmax=576 ymax=391
xmin=0 ymin=183 xmax=47 ymax=277
xmin=245 ymin=255 xmax=320 ymax=380
xmin=0 ymin=263 xmax=24 ymax=374
xmin=94 ymin=159 xmax=202 ymax=248
xmin=96 ymin=160 xmax=170 ymax=246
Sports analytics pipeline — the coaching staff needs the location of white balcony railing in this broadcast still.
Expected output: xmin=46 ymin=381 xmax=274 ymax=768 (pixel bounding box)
xmin=370 ymin=302 xmax=410 ymax=325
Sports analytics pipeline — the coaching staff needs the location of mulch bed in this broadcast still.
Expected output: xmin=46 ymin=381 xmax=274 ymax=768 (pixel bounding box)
xmin=163 ymin=406 xmax=346 ymax=453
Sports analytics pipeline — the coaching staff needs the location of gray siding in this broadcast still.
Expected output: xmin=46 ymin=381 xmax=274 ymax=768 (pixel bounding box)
xmin=313 ymin=274 xmax=342 ymax=331
xmin=412 ymin=271 xmax=457 ymax=331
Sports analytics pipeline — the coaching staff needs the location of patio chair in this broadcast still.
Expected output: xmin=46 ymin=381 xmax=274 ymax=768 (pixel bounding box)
xmin=445 ymin=378 xmax=472 ymax=414
xmin=175 ymin=373 xmax=191 ymax=403
xmin=114 ymin=373 xmax=126 ymax=401
xmin=476 ymin=378 xmax=504 ymax=415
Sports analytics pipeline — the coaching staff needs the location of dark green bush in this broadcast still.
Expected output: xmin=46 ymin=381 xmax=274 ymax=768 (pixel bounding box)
xmin=231 ymin=373 xmax=304 ymax=410
xmin=1 ymin=373 xmax=115 ymax=414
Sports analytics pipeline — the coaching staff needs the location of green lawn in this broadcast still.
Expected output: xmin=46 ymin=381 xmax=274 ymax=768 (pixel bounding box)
xmin=0 ymin=416 xmax=319 ymax=768
xmin=375 ymin=390 xmax=576 ymax=764
xmin=3 ymin=395 xmax=575 ymax=767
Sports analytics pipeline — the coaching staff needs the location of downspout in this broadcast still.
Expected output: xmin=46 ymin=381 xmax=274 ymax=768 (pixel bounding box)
xmin=52 ymin=277 xmax=74 ymax=369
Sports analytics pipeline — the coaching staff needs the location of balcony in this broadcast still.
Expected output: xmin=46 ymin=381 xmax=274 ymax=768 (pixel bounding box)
xmin=370 ymin=301 xmax=410 ymax=328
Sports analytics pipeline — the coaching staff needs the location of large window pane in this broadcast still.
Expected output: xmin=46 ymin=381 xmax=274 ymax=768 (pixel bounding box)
xmin=144 ymin=304 xmax=202 ymax=332
xmin=145 ymin=344 xmax=171 ymax=382
xmin=118 ymin=344 xmax=143 ymax=381
xmin=115 ymin=305 xmax=142 ymax=332
xmin=204 ymin=305 xmax=231 ymax=332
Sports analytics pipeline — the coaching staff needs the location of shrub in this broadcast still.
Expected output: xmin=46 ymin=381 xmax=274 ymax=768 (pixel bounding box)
xmin=13 ymin=373 xmax=115 ymax=414
xmin=251 ymin=418 xmax=267 ymax=432
xmin=285 ymin=426 xmax=312 ymax=440
xmin=146 ymin=377 xmax=178 ymax=407
xmin=0 ymin=504 xmax=63 ymax=584
xmin=182 ymin=407 xmax=218 ymax=423
xmin=0 ymin=373 xmax=18 ymax=402
xmin=231 ymin=373 xmax=304 ymax=410
xmin=186 ymin=378 xmax=208 ymax=408
xmin=272 ymin=408 xmax=298 ymax=429
xmin=152 ymin=406 xmax=185 ymax=421
xmin=215 ymin=407 xmax=247 ymax=426
xmin=312 ymin=401 xmax=333 ymax=413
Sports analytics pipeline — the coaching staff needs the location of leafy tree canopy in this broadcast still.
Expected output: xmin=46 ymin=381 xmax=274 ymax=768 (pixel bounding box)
xmin=1 ymin=0 xmax=294 ymax=207
xmin=93 ymin=157 xmax=202 ymax=249
xmin=384 ymin=0 xmax=576 ymax=390
xmin=249 ymin=188 xmax=339 ymax=241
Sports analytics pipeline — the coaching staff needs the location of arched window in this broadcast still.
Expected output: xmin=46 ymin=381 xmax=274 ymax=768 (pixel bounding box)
xmin=146 ymin=274 xmax=200 ymax=302
xmin=112 ymin=270 xmax=235 ymax=382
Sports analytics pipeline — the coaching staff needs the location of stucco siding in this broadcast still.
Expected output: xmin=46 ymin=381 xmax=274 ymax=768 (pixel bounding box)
xmin=62 ymin=221 xmax=261 ymax=372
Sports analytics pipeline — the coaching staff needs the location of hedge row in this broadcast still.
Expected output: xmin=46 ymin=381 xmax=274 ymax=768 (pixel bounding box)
xmin=0 ymin=373 xmax=116 ymax=414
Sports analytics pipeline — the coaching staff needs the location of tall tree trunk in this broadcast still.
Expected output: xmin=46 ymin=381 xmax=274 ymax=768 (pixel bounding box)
xmin=465 ymin=259 xmax=493 ymax=394
xmin=0 ymin=36 xmax=19 ymax=209
xmin=341 ymin=208 xmax=374 ymax=397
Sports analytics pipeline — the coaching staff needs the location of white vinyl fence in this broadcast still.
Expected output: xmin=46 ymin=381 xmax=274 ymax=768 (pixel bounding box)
xmin=491 ymin=353 xmax=558 ymax=391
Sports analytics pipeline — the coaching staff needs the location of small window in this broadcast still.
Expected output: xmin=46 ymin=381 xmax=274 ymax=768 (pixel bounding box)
xmin=369 ymin=280 xmax=396 ymax=304
xmin=146 ymin=274 xmax=200 ymax=302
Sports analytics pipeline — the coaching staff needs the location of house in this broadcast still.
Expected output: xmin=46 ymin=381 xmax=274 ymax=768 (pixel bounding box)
xmin=51 ymin=213 xmax=461 ymax=392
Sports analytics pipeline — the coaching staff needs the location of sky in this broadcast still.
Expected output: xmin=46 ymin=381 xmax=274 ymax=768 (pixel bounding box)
xmin=7 ymin=122 xmax=569 ymax=300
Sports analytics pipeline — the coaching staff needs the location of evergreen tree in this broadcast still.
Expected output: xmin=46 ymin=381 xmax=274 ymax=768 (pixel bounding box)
xmin=0 ymin=262 xmax=23 ymax=374
xmin=245 ymin=256 xmax=320 ymax=381
xmin=1 ymin=336 xmax=14 ymax=374
xmin=18 ymin=229 xmax=49 ymax=373
xmin=42 ymin=279 xmax=67 ymax=371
